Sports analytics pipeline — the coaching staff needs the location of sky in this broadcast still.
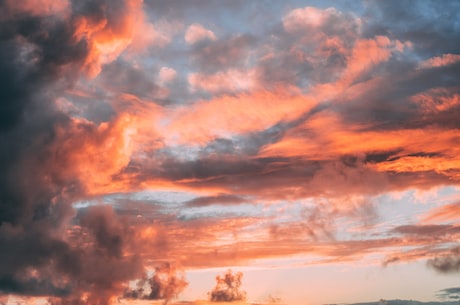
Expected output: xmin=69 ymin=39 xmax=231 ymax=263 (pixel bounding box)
xmin=0 ymin=0 xmax=460 ymax=305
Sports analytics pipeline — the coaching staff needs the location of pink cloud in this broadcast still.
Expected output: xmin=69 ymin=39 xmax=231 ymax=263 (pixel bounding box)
xmin=283 ymin=7 xmax=339 ymax=31
xmin=188 ymin=68 xmax=259 ymax=94
xmin=185 ymin=23 xmax=216 ymax=44
xmin=420 ymin=53 xmax=460 ymax=68
xmin=5 ymin=0 xmax=69 ymax=16
xmin=159 ymin=67 xmax=178 ymax=84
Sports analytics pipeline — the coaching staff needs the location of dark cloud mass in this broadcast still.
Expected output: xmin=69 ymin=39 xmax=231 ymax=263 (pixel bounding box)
xmin=0 ymin=0 xmax=146 ymax=304
xmin=427 ymin=248 xmax=460 ymax=274
xmin=209 ymin=270 xmax=246 ymax=302
xmin=437 ymin=287 xmax=460 ymax=301
xmin=123 ymin=262 xmax=188 ymax=305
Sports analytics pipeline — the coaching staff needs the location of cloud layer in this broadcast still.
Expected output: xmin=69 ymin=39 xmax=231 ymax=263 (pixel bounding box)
xmin=0 ymin=0 xmax=459 ymax=304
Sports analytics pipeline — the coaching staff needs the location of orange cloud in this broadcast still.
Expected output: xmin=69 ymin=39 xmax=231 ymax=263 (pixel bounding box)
xmin=73 ymin=0 xmax=165 ymax=77
xmin=163 ymin=89 xmax=316 ymax=145
xmin=260 ymin=107 xmax=460 ymax=180
xmin=422 ymin=202 xmax=460 ymax=223
xmin=411 ymin=87 xmax=460 ymax=113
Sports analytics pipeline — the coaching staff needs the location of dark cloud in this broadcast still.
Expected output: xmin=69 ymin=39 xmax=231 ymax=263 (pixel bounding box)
xmin=393 ymin=225 xmax=458 ymax=236
xmin=123 ymin=262 xmax=188 ymax=305
xmin=209 ymin=270 xmax=246 ymax=302
xmin=335 ymin=62 xmax=460 ymax=131
xmin=185 ymin=194 xmax=247 ymax=207
xmin=428 ymin=247 xmax=460 ymax=274
xmin=364 ymin=0 xmax=460 ymax=55
xmin=190 ymin=34 xmax=256 ymax=73
xmin=0 ymin=275 xmax=70 ymax=297
xmin=437 ymin=287 xmax=460 ymax=301
xmin=98 ymin=59 xmax=162 ymax=100
xmin=0 ymin=0 xmax=150 ymax=303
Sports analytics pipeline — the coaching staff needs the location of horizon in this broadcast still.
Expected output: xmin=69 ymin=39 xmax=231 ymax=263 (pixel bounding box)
xmin=0 ymin=0 xmax=459 ymax=305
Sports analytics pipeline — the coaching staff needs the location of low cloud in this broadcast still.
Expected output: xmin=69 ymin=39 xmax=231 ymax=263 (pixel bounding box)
xmin=124 ymin=262 xmax=188 ymax=305
xmin=209 ymin=270 xmax=246 ymax=302
xmin=427 ymin=248 xmax=460 ymax=274
xmin=437 ymin=287 xmax=460 ymax=301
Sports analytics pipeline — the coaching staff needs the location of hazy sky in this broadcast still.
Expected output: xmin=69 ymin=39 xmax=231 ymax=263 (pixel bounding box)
xmin=1 ymin=0 xmax=460 ymax=305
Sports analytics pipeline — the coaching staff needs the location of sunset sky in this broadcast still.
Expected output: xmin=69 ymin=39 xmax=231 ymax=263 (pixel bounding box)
xmin=1 ymin=0 xmax=460 ymax=305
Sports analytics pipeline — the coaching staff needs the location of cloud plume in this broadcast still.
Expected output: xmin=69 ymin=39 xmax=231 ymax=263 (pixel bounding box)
xmin=123 ymin=262 xmax=188 ymax=305
xmin=209 ymin=270 xmax=246 ymax=302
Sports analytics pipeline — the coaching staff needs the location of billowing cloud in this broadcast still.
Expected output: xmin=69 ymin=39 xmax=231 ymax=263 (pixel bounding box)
xmin=209 ymin=270 xmax=246 ymax=302
xmin=159 ymin=67 xmax=178 ymax=84
xmin=124 ymin=262 xmax=188 ymax=304
xmin=185 ymin=23 xmax=216 ymax=44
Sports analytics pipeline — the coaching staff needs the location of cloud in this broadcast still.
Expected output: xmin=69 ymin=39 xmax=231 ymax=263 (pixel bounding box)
xmin=159 ymin=67 xmax=178 ymax=84
xmin=184 ymin=194 xmax=247 ymax=207
xmin=209 ymin=270 xmax=246 ymax=302
xmin=420 ymin=54 xmax=460 ymax=69
xmin=436 ymin=287 xmax=460 ymax=301
xmin=0 ymin=1 xmax=156 ymax=303
xmin=392 ymin=224 xmax=458 ymax=237
xmin=283 ymin=6 xmax=342 ymax=31
xmin=188 ymin=68 xmax=259 ymax=94
xmin=1 ymin=1 xmax=460 ymax=302
xmin=422 ymin=202 xmax=460 ymax=223
xmin=123 ymin=262 xmax=188 ymax=305
xmin=185 ymin=23 xmax=216 ymax=44
xmin=3 ymin=0 xmax=69 ymax=17
xmin=190 ymin=34 xmax=255 ymax=73
xmin=427 ymin=248 xmax=460 ymax=274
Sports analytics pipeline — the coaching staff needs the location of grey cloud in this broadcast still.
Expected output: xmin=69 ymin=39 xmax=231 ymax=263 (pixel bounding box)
xmin=123 ymin=263 xmax=188 ymax=305
xmin=393 ymin=225 xmax=458 ymax=236
xmin=364 ymin=0 xmax=460 ymax=55
xmin=98 ymin=59 xmax=163 ymax=101
xmin=437 ymin=287 xmax=460 ymax=301
xmin=184 ymin=194 xmax=247 ymax=207
xmin=0 ymin=0 xmax=151 ymax=302
xmin=190 ymin=34 xmax=257 ymax=73
xmin=428 ymin=248 xmax=460 ymax=274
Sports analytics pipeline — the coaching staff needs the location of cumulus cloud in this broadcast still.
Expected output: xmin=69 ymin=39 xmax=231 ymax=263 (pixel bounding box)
xmin=185 ymin=23 xmax=216 ymax=44
xmin=283 ymin=6 xmax=340 ymax=31
xmin=159 ymin=67 xmax=178 ymax=84
xmin=209 ymin=270 xmax=246 ymax=302
xmin=123 ymin=263 xmax=188 ymax=305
